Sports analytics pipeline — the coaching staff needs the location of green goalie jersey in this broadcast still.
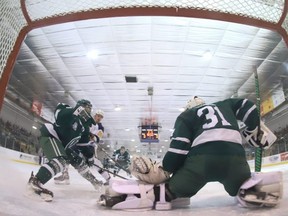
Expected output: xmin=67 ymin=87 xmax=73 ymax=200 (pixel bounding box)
xmin=163 ymin=98 xmax=260 ymax=173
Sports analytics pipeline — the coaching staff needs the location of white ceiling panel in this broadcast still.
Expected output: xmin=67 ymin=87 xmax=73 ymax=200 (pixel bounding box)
xmin=6 ymin=16 xmax=288 ymax=155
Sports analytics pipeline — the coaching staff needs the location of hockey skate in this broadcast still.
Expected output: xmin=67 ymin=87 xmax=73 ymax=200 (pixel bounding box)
xmin=98 ymin=194 xmax=127 ymax=207
xmin=236 ymin=171 xmax=283 ymax=208
xmin=98 ymin=168 xmax=111 ymax=185
xmin=54 ymin=170 xmax=70 ymax=185
xmin=91 ymin=178 xmax=104 ymax=192
xmin=103 ymin=176 xmax=110 ymax=186
xmin=239 ymin=188 xmax=280 ymax=206
xmin=27 ymin=172 xmax=53 ymax=202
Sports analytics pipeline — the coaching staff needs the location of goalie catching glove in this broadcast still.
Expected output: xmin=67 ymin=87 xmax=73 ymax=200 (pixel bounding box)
xmin=242 ymin=121 xmax=277 ymax=149
xmin=130 ymin=155 xmax=171 ymax=185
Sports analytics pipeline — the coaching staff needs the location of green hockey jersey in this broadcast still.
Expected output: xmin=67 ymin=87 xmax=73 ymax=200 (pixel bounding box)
xmin=163 ymin=98 xmax=260 ymax=173
xmin=40 ymin=103 xmax=84 ymax=148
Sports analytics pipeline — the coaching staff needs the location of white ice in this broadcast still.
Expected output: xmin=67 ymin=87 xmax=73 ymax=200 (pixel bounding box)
xmin=1 ymin=151 xmax=288 ymax=216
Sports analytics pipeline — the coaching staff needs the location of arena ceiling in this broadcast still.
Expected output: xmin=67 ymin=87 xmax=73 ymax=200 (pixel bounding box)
xmin=5 ymin=16 xmax=288 ymax=155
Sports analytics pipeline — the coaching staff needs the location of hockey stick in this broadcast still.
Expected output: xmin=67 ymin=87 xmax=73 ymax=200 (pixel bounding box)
xmin=87 ymin=140 xmax=131 ymax=175
xmin=254 ymin=69 xmax=262 ymax=172
xmin=93 ymin=163 xmax=128 ymax=180
xmin=97 ymin=144 xmax=131 ymax=175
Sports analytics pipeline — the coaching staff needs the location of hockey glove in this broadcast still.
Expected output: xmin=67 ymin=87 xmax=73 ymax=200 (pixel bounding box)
xmin=89 ymin=133 xmax=101 ymax=143
xmin=242 ymin=121 xmax=277 ymax=149
xmin=130 ymin=155 xmax=171 ymax=185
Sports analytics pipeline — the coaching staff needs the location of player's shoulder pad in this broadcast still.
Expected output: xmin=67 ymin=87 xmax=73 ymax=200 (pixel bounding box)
xmin=55 ymin=103 xmax=71 ymax=110
xmin=54 ymin=103 xmax=73 ymax=117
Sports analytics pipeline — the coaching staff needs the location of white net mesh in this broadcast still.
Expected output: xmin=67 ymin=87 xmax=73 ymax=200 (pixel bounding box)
xmin=0 ymin=0 xmax=27 ymax=79
xmin=0 ymin=0 xmax=288 ymax=80
xmin=25 ymin=0 xmax=284 ymax=23
xmin=282 ymin=12 xmax=288 ymax=34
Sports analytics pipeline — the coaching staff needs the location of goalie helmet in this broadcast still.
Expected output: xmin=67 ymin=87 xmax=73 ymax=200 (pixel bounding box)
xmin=185 ymin=96 xmax=205 ymax=110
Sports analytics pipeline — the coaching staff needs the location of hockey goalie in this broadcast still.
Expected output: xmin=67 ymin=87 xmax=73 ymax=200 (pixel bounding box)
xmin=98 ymin=97 xmax=283 ymax=211
xmin=98 ymin=156 xmax=283 ymax=210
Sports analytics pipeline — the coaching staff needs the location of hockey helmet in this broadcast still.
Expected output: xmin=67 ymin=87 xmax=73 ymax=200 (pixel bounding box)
xmin=185 ymin=96 xmax=205 ymax=110
xmin=95 ymin=109 xmax=104 ymax=118
xmin=76 ymin=99 xmax=92 ymax=108
xmin=76 ymin=99 xmax=92 ymax=114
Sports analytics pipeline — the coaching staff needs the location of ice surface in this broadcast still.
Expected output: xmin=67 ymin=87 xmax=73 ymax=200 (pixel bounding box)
xmin=0 ymin=151 xmax=288 ymax=216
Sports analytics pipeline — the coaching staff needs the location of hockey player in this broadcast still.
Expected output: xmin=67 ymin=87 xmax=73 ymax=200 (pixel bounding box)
xmin=54 ymin=109 xmax=108 ymax=184
xmin=88 ymin=109 xmax=111 ymax=183
xmin=112 ymin=146 xmax=130 ymax=174
xmin=26 ymin=99 xmax=104 ymax=201
xmin=99 ymin=96 xmax=281 ymax=210
xmin=90 ymin=109 xmax=105 ymax=146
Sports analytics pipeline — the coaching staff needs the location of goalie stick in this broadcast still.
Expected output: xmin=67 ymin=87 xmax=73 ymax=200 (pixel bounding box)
xmin=254 ymin=69 xmax=262 ymax=172
xmin=93 ymin=163 xmax=128 ymax=180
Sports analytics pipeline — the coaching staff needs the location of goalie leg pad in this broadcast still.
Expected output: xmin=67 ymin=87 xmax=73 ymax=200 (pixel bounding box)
xmin=236 ymin=171 xmax=283 ymax=208
xmin=155 ymin=183 xmax=190 ymax=210
xmin=103 ymin=179 xmax=155 ymax=210
xmin=111 ymin=179 xmax=154 ymax=194
xmin=155 ymin=183 xmax=172 ymax=210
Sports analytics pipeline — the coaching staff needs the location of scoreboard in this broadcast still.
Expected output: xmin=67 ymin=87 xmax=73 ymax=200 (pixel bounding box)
xmin=140 ymin=125 xmax=159 ymax=143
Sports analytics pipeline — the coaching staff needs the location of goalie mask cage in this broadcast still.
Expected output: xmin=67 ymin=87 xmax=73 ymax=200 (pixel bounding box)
xmin=0 ymin=0 xmax=288 ymax=108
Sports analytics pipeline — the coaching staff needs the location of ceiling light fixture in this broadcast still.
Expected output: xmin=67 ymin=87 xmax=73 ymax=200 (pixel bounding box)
xmin=86 ymin=50 xmax=98 ymax=59
xmin=114 ymin=106 xmax=121 ymax=111
xmin=203 ymin=50 xmax=212 ymax=59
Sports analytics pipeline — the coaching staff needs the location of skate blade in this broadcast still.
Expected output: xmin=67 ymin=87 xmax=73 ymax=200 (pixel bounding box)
xmin=54 ymin=180 xmax=70 ymax=185
xmin=155 ymin=201 xmax=172 ymax=211
xmin=242 ymin=196 xmax=278 ymax=205
xmin=41 ymin=193 xmax=53 ymax=202
xmin=25 ymin=185 xmax=53 ymax=202
xmin=97 ymin=199 xmax=106 ymax=206
xmin=119 ymin=208 xmax=153 ymax=212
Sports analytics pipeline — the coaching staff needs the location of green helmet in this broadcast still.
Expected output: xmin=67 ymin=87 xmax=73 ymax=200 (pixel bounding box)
xmin=76 ymin=99 xmax=92 ymax=108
